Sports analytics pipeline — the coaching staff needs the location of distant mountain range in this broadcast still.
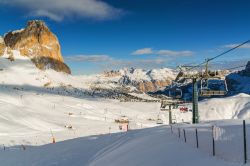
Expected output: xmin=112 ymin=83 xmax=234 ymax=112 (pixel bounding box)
xmin=1 ymin=20 xmax=249 ymax=101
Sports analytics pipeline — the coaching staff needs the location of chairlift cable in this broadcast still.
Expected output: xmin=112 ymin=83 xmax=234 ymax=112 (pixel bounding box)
xmin=186 ymin=40 xmax=250 ymax=71
xmin=224 ymin=65 xmax=246 ymax=71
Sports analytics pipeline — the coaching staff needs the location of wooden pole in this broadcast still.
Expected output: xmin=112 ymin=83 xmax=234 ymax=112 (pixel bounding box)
xmin=183 ymin=129 xmax=187 ymax=143
xmin=178 ymin=128 xmax=180 ymax=138
xmin=212 ymin=126 xmax=215 ymax=156
xmin=196 ymin=128 xmax=199 ymax=148
xmin=243 ymin=120 xmax=247 ymax=164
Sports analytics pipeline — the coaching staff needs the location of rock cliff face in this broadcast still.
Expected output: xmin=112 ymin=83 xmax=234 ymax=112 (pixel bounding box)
xmin=118 ymin=76 xmax=172 ymax=92
xmin=4 ymin=20 xmax=71 ymax=74
xmin=233 ymin=61 xmax=250 ymax=77
xmin=0 ymin=37 xmax=5 ymax=56
xmin=225 ymin=61 xmax=250 ymax=95
xmin=243 ymin=61 xmax=250 ymax=76
xmin=103 ymin=70 xmax=121 ymax=77
xmin=104 ymin=68 xmax=176 ymax=92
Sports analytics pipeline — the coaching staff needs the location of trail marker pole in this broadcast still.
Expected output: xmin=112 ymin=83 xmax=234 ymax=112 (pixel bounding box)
xmin=169 ymin=105 xmax=172 ymax=124
xmin=178 ymin=128 xmax=180 ymax=138
xmin=183 ymin=129 xmax=186 ymax=143
xmin=212 ymin=126 xmax=215 ymax=156
xmin=243 ymin=120 xmax=247 ymax=164
xmin=195 ymin=128 xmax=199 ymax=148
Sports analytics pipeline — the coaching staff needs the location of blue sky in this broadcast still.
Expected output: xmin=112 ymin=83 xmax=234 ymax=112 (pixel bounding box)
xmin=0 ymin=0 xmax=250 ymax=74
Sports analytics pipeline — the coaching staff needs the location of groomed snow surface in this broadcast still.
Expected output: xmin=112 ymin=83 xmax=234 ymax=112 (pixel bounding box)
xmin=0 ymin=126 xmax=243 ymax=166
xmin=0 ymin=51 xmax=249 ymax=165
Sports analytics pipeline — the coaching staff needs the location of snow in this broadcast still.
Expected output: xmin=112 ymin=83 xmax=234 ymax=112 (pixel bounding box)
xmin=119 ymin=67 xmax=177 ymax=82
xmin=0 ymin=50 xmax=249 ymax=165
xmin=128 ymin=92 xmax=159 ymax=101
xmin=11 ymin=28 xmax=25 ymax=34
xmin=0 ymin=126 xmax=241 ymax=166
xmin=89 ymin=126 xmax=240 ymax=166
xmin=0 ymin=51 xmax=165 ymax=146
xmin=199 ymin=93 xmax=250 ymax=120
xmin=163 ymin=93 xmax=250 ymax=124
xmin=172 ymin=120 xmax=250 ymax=163
xmin=42 ymin=44 xmax=53 ymax=50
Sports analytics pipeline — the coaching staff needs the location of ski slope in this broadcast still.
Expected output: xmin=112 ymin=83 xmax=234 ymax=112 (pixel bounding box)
xmin=0 ymin=50 xmax=167 ymax=147
xmin=0 ymin=50 xmax=250 ymax=165
xmin=0 ymin=126 xmax=241 ymax=166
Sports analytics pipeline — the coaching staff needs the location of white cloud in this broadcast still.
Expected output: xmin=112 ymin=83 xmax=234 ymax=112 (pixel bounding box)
xmin=131 ymin=48 xmax=153 ymax=55
xmin=131 ymin=48 xmax=194 ymax=56
xmin=104 ymin=58 xmax=168 ymax=70
xmin=65 ymin=55 xmax=112 ymax=62
xmin=224 ymin=43 xmax=250 ymax=49
xmin=66 ymin=53 xmax=168 ymax=70
xmin=157 ymin=50 xmax=193 ymax=56
xmin=0 ymin=0 xmax=123 ymax=21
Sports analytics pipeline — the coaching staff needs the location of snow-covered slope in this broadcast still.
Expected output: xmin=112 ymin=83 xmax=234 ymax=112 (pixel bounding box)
xmin=169 ymin=93 xmax=250 ymax=123
xmin=100 ymin=68 xmax=178 ymax=93
xmin=118 ymin=68 xmax=177 ymax=82
xmin=0 ymin=48 xmax=250 ymax=166
xmin=0 ymin=51 xmax=167 ymax=147
xmin=0 ymin=126 xmax=242 ymax=166
xmin=0 ymin=50 xmax=139 ymax=99
xmin=199 ymin=93 xmax=250 ymax=120
xmin=111 ymin=68 xmax=177 ymax=92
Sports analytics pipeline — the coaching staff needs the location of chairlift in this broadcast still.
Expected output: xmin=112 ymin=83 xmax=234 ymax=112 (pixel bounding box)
xmin=169 ymin=87 xmax=182 ymax=99
xmin=156 ymin=119 xmax=163 ymax=124
xmin=160 ymin=100 xmax=172 ymax=111
xmin=160 ymin=102 xmax=168 ymax=111
xmin=172 ymin=103 xmax=179 ymax=109
xmin=199 ymin=78 xmax=228 ymax=96
xmin=156 ymin=114 xmax=163 ymax=124
xmin=175 ymin=88 xmax=182 ymax=99
xmin=199 ymin=60 xmax=228 ymax=97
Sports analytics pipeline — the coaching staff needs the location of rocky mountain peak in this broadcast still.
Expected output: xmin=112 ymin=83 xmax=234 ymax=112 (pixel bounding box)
xmin=27 ymin=20 xmax=47 ymax=28
xmin=241 ymin=61 xmax=250 ymax=76
xmin=3 ymin=20 xmax=71 ymax=74
xmin=246 ymin=61 xmax=250 ymax=71
xmin=0 ymin=36 xmax=5 ymax=56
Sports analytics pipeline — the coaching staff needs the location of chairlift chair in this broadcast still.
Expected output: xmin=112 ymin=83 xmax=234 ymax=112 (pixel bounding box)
xmin=169 ymin=87 xmax=182 ymax=99
xmin=168 ymin=81 xmax=183 ymax=99
xmin=199 ymin=78 xmax=228 ymax=96
xmin=199 ymin=61 xmax=228 ymax=97
xmin=160 ymin=100 xmax=171 ymax=111
xmin=175 ymin=88 xmax=183 ymax=99
xmin=156 ymin=114 xmax=163 ymax=124
xmin=156 ymin=119 xmax=163 ymax=124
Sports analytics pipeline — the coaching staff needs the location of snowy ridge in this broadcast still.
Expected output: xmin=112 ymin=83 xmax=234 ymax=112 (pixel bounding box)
xmin=118 ymin=67 xmax=177 ymax=82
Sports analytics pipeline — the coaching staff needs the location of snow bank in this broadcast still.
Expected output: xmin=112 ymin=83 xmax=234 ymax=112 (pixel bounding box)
xmin=199 ymin=93 xmax=250 ymax=120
